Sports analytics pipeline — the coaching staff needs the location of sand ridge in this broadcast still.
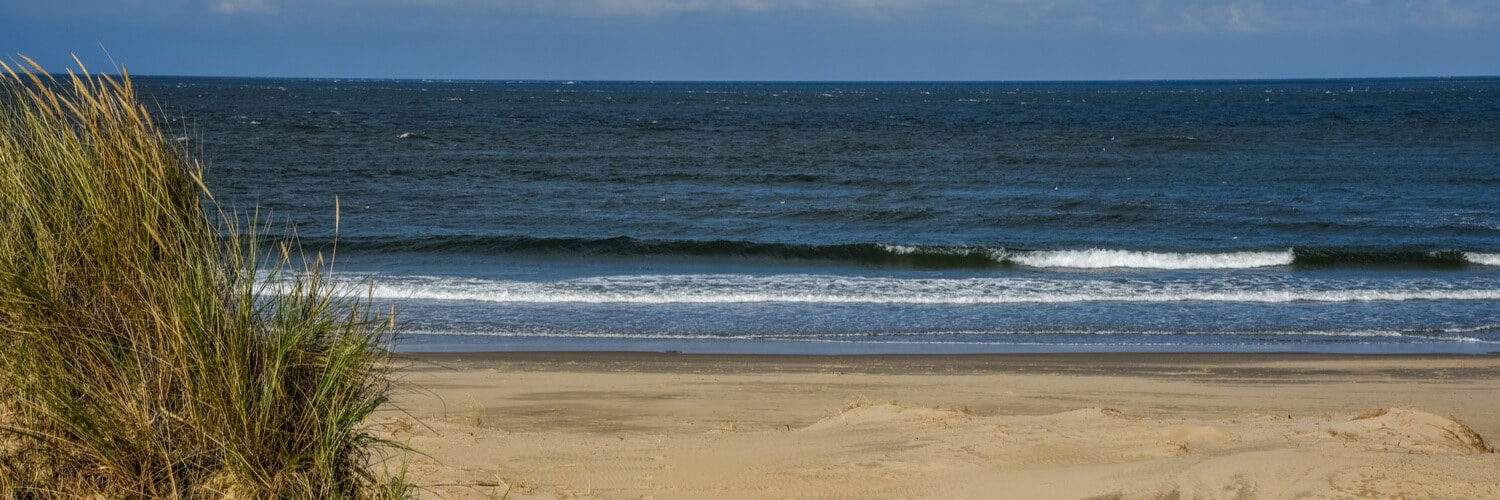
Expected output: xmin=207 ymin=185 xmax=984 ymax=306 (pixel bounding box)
xmin=375 ymin=352 xmax=1500 ymax=499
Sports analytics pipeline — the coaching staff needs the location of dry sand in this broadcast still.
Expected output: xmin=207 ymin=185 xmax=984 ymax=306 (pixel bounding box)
xmin=372 ymin=352 xmax=1500 ymax=499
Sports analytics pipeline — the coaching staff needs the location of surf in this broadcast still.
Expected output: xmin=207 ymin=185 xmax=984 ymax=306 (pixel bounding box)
xmin=317 ymin=235 xmax=1498 ymax=271
xmin=346 ymin=274 xmax=1500 ymax=305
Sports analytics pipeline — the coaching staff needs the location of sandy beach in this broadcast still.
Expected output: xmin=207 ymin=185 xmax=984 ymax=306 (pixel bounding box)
xmin=374 ymin=352 xmax=1500 ymax=499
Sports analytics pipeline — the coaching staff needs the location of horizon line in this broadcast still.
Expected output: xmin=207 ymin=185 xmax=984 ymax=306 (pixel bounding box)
xmin=121 ymin=73 xmax=1500 ymax=84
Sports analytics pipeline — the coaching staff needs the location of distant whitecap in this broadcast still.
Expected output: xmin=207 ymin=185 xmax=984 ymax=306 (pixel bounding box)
xmin=1010 ymin=249 xmax=1294 ymax=270
xmin=1468 ymin=253 xmax=1500 ymax=266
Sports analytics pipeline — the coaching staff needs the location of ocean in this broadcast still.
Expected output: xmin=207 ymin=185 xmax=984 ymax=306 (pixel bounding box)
xmin=142 ymin=77 xmax=1500 ymax=354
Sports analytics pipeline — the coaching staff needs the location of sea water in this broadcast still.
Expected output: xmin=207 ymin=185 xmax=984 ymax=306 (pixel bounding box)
xmin=143 ymin=77 xmax=1500 ymax=353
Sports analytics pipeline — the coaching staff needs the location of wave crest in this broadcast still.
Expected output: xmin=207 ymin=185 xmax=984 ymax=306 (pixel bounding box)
xmin=314 ymin=235 xmax=1496 ymax=271
xmin=1468 ymin=253 xmax=1500 ymax=267
xmin=1010 ymin=249 xmax=1294 ymax=270
xmin=347 ymin=274 xmax=1500 ymax=305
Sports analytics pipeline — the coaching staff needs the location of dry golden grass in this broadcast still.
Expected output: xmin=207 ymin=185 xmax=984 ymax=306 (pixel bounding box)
xmin=0 ymin=56 xmax=411 ymax=498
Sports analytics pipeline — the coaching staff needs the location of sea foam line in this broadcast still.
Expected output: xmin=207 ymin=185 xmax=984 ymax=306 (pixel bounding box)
xmin=877 ymin=245 xmax=1295 ymax=269
xmin=1009 ymin=249 xmax=1295 ymax=269
xmin=351 ymin=274 xmax=1500 ymax=305
xmin=399 ymin=328 xmax=1499 ymax=343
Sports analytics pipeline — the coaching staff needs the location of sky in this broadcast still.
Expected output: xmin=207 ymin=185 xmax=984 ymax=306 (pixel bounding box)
xmin=2 ymin=0 xmax=1497 ymax=81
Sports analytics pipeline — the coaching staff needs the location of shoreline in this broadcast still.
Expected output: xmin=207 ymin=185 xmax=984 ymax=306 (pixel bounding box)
xmin=401 ymin=348 xmax=1500 ymax=363
xmin=397 ymin=350 xmax=1500 ymax=380
xmin=383 ymin=351 xmax=1500 ymax=499
xmin=391 ymin=334 xmax=1500 ymax=357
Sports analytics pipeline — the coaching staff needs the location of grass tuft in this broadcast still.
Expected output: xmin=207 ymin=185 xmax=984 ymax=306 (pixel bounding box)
xmin=0 ymin=57 xmax=410 ymax=498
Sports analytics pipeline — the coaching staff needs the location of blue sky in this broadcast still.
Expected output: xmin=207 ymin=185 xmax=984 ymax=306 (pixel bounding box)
xmin=3 ymin=0 xmax=1497 ymax=81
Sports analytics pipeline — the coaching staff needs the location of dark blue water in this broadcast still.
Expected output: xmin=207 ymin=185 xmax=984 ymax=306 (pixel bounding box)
xmin=143 ymin=77 xmax=1500 ymax=353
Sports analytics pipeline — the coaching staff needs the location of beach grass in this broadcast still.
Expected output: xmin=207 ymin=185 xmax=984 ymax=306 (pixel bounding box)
xmin=0 ymin=57 xmax=410 ymax=498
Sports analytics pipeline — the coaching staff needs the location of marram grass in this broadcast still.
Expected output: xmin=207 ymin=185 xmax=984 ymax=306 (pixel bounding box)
xmin=0 ymin=57 xmax=411 ymax=498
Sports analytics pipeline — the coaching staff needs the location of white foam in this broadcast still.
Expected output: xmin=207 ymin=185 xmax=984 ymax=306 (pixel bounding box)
xmin=877 ymin=244 xmax=985 ymax=257
xmin=347 ymin=274 xmax=1500 ymax=305
xmin=402 ymin=329 xmax=734 ymax=341
xmin=1011 ymin=249 xmax=1294 ymax=269
xmin=1467 ymin=253 xmax=1500 ymax=266
xmin=876 ymin=245 xmax=1294 ymax=270
xmin=400 ymin=327 xmax=1498 ymax=344
xmin=877 ymin=243 xmax=920 ymax=254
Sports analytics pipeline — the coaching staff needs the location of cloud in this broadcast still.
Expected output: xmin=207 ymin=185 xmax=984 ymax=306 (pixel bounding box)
xmin=1043 ymin=0 xmax=1498 ymax=34
xmin=340 ymin=0 xmax=1500 ymax=33
xmin=1225 ymin=2 xmax=1265 ymax=32
xmin=394 ymin=0 xmax=963 ymax=17
xmin=214 ymin=0 xmax=277 ymax=14
xmin=1411 ymin=0 xmax=1488 ymax=29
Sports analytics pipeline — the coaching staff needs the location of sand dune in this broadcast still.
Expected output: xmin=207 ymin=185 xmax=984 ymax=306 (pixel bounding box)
xmin=375 ymin=352 xmax=1500 ymax=499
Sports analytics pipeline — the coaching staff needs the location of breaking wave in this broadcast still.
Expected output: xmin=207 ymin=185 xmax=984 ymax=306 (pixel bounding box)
xmin=346 ymin=274 xmax=1500 ymax=305
xmin=324 ymin=236 xmax=998 ymax=269
xmin=314 ymin=235 xmax=1496 ymax=270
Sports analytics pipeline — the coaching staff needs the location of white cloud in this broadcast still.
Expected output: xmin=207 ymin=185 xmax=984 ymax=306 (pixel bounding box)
xmin=1042 ymin=0 xmax=1498 ymax=34
xmin=214 ymin=0 xmax=277 ymax=14
xmin=1225 ymin=2 xmax=1265 ymax=32
xmin=397 ymin=0 xmax=963 ymax=17
xmin=1410 ymin=0 xmax=1487 ymax=28
xmin=359 ymin=0 xmax=1500 ymax=32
